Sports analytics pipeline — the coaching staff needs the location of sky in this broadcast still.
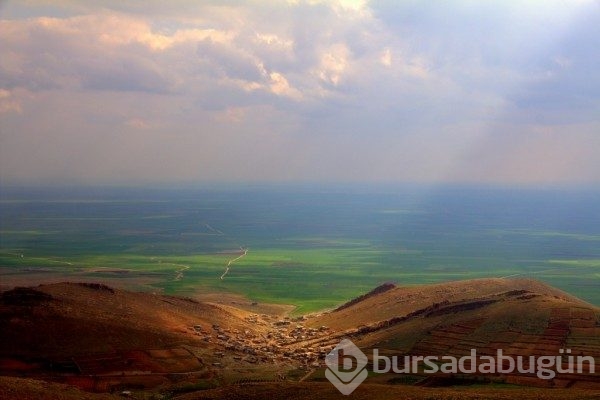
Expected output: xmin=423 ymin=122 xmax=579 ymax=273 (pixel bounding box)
xmin=0 ymin=0 xmax=599 ymax=185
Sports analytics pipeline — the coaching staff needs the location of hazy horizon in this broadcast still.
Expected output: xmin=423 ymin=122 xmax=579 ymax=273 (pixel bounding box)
xmin=1 ymin=0 xmax=599 ymax=186
xmin=2 ymin=184 xmax=599 ymax=308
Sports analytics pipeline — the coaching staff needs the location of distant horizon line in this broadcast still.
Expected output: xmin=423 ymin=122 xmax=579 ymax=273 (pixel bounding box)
xmin=1 ymin=180 xmax=599 ymax=192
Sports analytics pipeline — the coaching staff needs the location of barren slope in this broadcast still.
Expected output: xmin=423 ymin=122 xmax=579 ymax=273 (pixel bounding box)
xmin=300 ymin=278 xmax=600 ymax=389
xmin=1 ymin=278 xmax=599 ymax=397
xmin=309 ymin=278 xmax=587 ymax=330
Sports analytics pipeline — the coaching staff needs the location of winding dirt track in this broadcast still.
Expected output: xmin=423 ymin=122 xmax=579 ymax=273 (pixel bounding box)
xmin=172 ymin=264 xmax=190 ymax=281
xmin=220 ymin=248 xmax=248 ymax=280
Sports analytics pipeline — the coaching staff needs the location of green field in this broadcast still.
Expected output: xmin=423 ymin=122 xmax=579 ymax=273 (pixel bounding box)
xmin=1 ymin=186 xmax=599 ymax=313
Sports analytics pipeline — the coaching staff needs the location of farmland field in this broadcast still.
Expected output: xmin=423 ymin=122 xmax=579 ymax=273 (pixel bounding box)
xmin=1 ymin=184 xmax=599 ymax=313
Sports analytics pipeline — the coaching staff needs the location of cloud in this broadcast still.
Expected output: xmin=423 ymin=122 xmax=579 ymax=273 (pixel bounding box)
xmin=0 ymin=15 xmax=179 ymax=93
xmin=380 ymin=48 xmax=392 ymax=67
xmin=369 ymin=0 xmax=600 ymax=104
xmin=315 ymin=43 xmax=350 ymax=86
xmin=268 ymin=72 xmax=303 ymax=100
xmin=125 ymin=118 xmax=152 ymax=130
xmin=0 ymin=1 xmax=428 ymax=107
xmin=0 ymin=88 xmax=23 ymax=114
xmin=0 ymin=0 xmax=598 ymax=184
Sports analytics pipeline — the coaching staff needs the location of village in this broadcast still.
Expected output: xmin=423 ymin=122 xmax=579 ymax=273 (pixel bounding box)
xmin=189 ymin=313 xmax=337 ymax=370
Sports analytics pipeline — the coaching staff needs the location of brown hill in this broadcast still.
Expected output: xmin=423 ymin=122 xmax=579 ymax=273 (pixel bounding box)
xmin=2 ymin=377 xmax=599 ymax=400
xmin=0 ymin=282 xmax=265 ymax=357
xmin=310 ymin=278 xmax=588 ymax=330
xmin=0 ymin=282 xmax=279 ymax=392
xmin=300 ymin=278 xmax=600 ymax=390
xmin=1 ymin=278 xmax=599 ymax=397
xmin=173 ymin=382 xmax=600 ymax=400
xmin=0 ymin=376 xmax=119 ymax=400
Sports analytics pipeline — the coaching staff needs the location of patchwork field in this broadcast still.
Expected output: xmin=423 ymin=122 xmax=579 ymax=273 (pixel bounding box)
xmin=1 ymin=186 xmax=599 ymax=313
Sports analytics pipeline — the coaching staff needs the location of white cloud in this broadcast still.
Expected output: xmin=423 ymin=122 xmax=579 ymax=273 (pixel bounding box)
xmin=315 ymin=43 xmax=350 ymax=86
xmin=380 ymin=48 xmax=392 ymax=67
xmin=269 ymin=72 xmax=303 ymax=100
xmin=0 ymin=0 xmax=598 ymax=184
xmin=0 ymin=89 xmax=22 ymax=114
xmin=125 ymin=118 xmax=151 ymax=130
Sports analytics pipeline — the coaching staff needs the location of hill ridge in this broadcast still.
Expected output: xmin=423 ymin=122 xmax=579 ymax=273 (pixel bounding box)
xmin=1 ymin=278 xmax=599 ymax=395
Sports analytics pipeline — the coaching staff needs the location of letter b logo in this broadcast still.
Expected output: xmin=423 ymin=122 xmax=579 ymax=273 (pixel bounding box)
xmin=325 ymin=339 xmax=368 ymax=395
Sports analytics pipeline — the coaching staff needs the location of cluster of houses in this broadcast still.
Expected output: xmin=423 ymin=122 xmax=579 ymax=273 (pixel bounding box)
xmin=189 ymin=314 xmax=334 ymax=369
